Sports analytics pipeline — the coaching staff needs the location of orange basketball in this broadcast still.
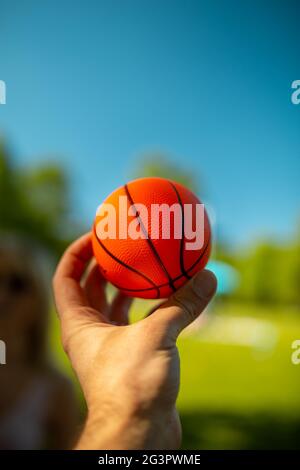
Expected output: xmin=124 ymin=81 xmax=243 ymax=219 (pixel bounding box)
xmin=92 ymin=177 xmax=211 ymax=299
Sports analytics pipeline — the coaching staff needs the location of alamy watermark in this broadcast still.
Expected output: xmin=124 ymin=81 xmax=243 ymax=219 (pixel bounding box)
xmin=0 ymin=340 xmax=6 ymax=365
xmin=0 ymin=80 xmax=6 ymax=104
xmin=291 ymin=340 xmax=300 ymax=365
xmin=95 ymin=198 xmax=206 ymax=250
xmin=291 ymin=80 xmax=300 ymax=105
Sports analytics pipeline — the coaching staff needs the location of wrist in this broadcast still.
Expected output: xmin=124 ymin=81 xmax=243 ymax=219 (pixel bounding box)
xmin=75 ymin=398 xmax=173 ymax=450
xmin=75 ymin=401 xmax=152 ymax=450
xmin=76 ymin=416 xmax=153 ymax=450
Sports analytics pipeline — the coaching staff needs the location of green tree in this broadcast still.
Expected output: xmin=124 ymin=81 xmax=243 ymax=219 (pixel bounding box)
xmin=0 ymin=138 xmax=80 ymax=256
xmin=134 ymin=154 xmax=200 ymax=193
xmin=234 ymin=239 xmax=300 ymax=306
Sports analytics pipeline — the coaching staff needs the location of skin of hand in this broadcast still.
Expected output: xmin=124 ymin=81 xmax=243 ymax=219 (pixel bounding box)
xmin=52 ymin=233 xmax=217 ymax=450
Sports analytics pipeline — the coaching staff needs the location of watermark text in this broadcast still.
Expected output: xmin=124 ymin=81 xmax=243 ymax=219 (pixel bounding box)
xmin=0 ymin=80 xmax=6 ymax=104
xmin=95 ymin=198 xmax=206 ymax=250
xmin=291 ymin=80 xmax=300 ymax=105
xmin=291 ymin=340 xmax=300 ymax=365
xmin=0 ymin=340 xmax=6 ymax=365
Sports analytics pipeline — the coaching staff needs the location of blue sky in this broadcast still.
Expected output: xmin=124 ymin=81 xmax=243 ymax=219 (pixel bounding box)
xmin=0 ymin=0 xmax=299 ymax=246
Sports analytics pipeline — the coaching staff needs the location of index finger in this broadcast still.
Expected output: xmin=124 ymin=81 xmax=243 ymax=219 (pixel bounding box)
xmin=53 ymin=232 xmax=93 ymax=314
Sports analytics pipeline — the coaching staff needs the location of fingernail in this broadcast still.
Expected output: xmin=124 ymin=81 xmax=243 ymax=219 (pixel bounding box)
xmin=193 ymin=270 xmax=217 ymax=300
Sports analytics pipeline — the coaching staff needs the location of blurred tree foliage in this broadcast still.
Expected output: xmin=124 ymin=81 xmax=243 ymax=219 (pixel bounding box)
xmin=232 ymin=239 xmax=300 ymax=307
xmin=134 ymin=154 xmax=200 ymax=193
xmin=0 ymin=138 xmax=79 ymax=257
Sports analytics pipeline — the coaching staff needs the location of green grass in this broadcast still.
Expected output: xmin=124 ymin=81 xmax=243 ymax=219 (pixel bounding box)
xmin=49 ymin=300 xmax=300 ymax=449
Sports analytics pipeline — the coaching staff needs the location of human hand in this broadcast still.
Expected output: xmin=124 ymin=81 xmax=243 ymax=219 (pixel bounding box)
xmin=53 ymin=233 xmax=217 ymax=449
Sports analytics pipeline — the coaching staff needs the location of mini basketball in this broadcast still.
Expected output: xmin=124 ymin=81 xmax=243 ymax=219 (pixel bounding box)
xmin=92 ymin=177 xmax=211 ymax=299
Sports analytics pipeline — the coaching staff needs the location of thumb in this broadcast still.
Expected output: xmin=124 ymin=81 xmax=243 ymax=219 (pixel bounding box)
xmin=148 ymin=269 xmax=217 ymax=341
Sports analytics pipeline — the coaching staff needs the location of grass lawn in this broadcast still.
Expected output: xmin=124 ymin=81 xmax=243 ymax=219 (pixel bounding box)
xmin=49 ymin=300 xmax=300 ymax=449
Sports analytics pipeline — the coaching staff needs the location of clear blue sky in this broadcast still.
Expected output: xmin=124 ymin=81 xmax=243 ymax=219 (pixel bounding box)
xmin=0 ymin=0 xmax=299 ymax=246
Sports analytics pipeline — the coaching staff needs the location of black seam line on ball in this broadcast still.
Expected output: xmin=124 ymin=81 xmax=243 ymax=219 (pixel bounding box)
xmin=93 ymin=225 xmax=160 ymax=299
xmin=113 ymin=232 xmax=211 ymax=293
xmin=124 ymin=184 xmax=176 ymax=293
xmin=168 ymin=180 xmax=191 ymax=281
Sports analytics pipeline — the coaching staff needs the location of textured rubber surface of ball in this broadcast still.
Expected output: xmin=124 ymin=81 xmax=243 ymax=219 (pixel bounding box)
xmin=92 ymin=177 xmax=211 ymax=299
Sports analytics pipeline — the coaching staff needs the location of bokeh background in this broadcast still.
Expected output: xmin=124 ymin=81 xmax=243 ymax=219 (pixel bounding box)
xmin=1 ymin=0 xmax=300 ymax=449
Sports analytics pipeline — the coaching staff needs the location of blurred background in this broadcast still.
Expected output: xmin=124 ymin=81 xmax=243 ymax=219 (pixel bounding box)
xmin=0 ymin=0 xmax=299 ymax=449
